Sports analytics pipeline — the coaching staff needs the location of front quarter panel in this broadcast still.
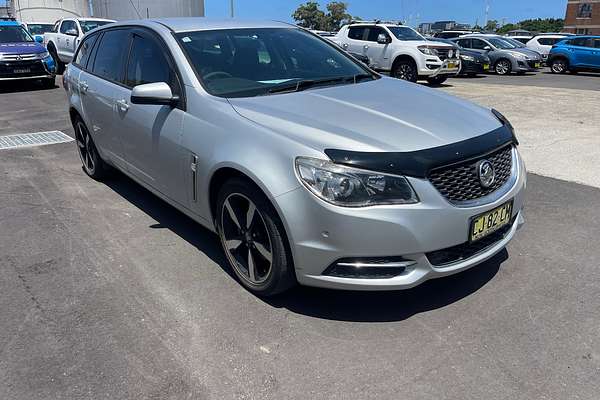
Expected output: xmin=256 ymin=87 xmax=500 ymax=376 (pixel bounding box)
xmin=182 ymin=88 xmax=321 ymax=225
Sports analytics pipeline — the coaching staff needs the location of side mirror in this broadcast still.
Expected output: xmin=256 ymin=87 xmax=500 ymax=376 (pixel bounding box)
xmin=377 ymin=33 xmax=390 ymax=44
xmin=34 ymin=35 xmax=44 ymax=43
xmin=483 ymin=46 xmax=491 ymax=51
xmin=65 ymin=28 xmax=78 ymax=36
xmin=131 ymin=82 xmax=179 ymax=107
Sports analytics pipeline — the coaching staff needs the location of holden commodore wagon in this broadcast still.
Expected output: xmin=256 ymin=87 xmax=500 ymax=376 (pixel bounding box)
xmin=65 ymin=19 xmax=526 ymax=295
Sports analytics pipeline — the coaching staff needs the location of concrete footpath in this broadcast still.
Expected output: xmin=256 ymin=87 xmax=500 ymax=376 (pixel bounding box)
xmin=443 ymin=81 xmax=600 ymax=189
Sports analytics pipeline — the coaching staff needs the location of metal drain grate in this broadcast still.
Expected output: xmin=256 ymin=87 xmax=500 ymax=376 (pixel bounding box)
xmin=0 ymin=131 xmax=74 ymax=150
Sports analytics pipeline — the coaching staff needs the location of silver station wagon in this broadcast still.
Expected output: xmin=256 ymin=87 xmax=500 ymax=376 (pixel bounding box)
xmin=65 ymin=19 xmax=526 ymax=295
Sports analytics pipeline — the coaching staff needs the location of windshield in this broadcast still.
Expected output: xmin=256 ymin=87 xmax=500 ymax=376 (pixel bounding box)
xmin=0 ymin=25 xmax=34 ymax=43
xmin=80 ymin=20 xmax=112 ymax=34
xmin=488 ymin=38 xmax=517 ymax=49
xmin=176 ymin=28 xmax=374 ymax=98
xmin=26 ymin=24 xmax=54 ymax=35
xmin=387 ymin=26 xmax=424 ymax=41
xmin=505 ymin=38 xmax=525 ymax=47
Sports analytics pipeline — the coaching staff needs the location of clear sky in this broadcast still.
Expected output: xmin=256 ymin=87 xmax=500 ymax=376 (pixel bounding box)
xmin=205 ymin=0 xmax=567 ymax=26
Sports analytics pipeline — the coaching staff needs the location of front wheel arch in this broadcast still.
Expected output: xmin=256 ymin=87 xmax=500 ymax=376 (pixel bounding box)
xmin=391 ymin=55 xmax=419 ymax=82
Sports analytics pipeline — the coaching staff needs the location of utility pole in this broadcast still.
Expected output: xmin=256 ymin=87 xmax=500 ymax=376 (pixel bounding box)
xmin=230 ymin=0 xmax=234 ymax=18
xmin=88 ymin=0 xmax=94 ymax=17
xmin=484 ymin=0 xmax=490 ymax=28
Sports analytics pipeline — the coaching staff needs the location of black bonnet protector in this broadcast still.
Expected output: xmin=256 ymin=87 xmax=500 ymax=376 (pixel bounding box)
xmin=325 ymin=124 xmax=517 ymax=179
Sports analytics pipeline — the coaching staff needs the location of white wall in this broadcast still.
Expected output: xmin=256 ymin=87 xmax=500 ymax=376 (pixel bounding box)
xmin=92 ymin=0 xmax=204 ymax=20
xmin=13 ymin=0 xmax=91 ymax=22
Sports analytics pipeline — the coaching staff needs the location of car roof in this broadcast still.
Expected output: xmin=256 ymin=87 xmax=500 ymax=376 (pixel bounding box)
xmin=142 ymin=18 xmax=293 ymax=33
xmin=0 ymin=21 xmax=20 ymax=26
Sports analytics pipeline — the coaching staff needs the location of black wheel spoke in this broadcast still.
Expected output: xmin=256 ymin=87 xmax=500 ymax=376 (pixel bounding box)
xmin=220 ymin=193 xmax=273 ymax=285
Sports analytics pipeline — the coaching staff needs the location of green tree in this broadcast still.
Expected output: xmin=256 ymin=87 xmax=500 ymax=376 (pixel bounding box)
xmin=292 ymin=1 xmax=325 ymax=30
xmin=322 ymin=1 xmax=352 ymax=31
xmin=484 ymin=19 xmax=499 ymax=32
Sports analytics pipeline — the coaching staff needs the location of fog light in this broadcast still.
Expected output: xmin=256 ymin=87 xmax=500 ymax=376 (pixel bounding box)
xmin=323 ymin=257 xmax=416 ymax=279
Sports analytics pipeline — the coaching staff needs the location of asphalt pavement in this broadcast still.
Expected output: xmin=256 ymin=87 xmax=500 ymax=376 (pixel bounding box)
xmin=449 ymin=67 xmax=600 ymax=91
xmin=0 ymin=78 xmax=599 ymax=399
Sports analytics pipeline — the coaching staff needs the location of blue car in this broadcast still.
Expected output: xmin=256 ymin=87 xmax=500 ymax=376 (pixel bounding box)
xmin=548 ymin=36 xmax=600 ymax=74
xmin=0 ymin=20 xmax=56 ymax=87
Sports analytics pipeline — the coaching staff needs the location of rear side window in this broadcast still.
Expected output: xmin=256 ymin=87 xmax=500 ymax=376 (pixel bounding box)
xmin=538 ymin=38 xmax=559 ymax=46
xmin=568 ymin=37 xmax=589 ymax=47
xmin=60 ymin=20 xmax=77 ymax=34
xmin=366 ymin=27 xmax=388 ymax=42
xmin=74 ymin=33 xmax=99 ymax=69
xmin=594 ymin=39 xmax=600 ymax=49
xmin=456 ymin=38 xmax=471 ymax=48
xmin=92 ymin=29 xmax=131 ymax=83
xmin=471 ymin=39 xmax=488 ymax=50
xmin=348 ymin=26 xmax=366 ymax=40
xmin=125 ymin=34 xmax=178 ymax=94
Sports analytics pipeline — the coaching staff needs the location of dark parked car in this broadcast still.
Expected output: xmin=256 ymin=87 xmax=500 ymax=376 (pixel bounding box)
xmin=548 ymin=36 xmax=600 ymax=74
xmin=429 ymin=38 xmax=490 ymax=76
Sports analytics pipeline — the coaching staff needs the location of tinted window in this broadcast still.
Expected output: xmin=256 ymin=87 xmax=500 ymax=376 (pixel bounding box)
xmin=569 ymin=37 xmax=590 ymax=47
xmin=27 ymin=24 xmax=54 ymax=35
xmin=176 ymin=28 xmax=371 ymax=98
xmin=577 ymin=3 xmax=593 ymax=18
xmin=126 ymin=35 xmax=177 ymax=91
xmin=366 ymin=27 xmax=388 ymax=42
xmin=60 ymin=20 xmax=77 ymax=34
xmin=471 ymin=39 xmax=489 ymax=50
xmin=456 ymin=38 xmax=471 ymax=48
xmin=0 ymin=25 xmax=33 ymax=43
xmin=348 ymin=26 xmax=366 ymax=40
xmin=80 ymin=20 xmax=113 ymax=34
xmin=74 ymin=33 xmax=99 ymax=68
xmin=538 ymin=37 xmax=560 ymax=46
xmin=594 ymin=39 xmax=600 ymax=49
xmin=387 ymin=26 xmax=424 ymax=41
xmin=92 ymin=30 xmax=131 ymax=83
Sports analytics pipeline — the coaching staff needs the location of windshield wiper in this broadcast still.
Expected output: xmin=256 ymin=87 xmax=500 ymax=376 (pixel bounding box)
xmin=267 ymin=74 xmax=374 ymax=94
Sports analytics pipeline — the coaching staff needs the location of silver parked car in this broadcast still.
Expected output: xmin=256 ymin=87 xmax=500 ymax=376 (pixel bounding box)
xmin=453 ymin=35 xmax=542 ymax=75
xmin=65 ymin=19 xmax=526 ymax=295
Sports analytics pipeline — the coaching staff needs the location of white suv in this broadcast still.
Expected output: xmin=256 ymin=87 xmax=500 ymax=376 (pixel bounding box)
xmin=526 ymin=35 xmax=568 ymax=61
xmin=334 ymin=22 xmax=460 ymax=84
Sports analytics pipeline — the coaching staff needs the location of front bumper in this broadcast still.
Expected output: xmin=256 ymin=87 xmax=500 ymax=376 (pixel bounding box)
xmin=0 ymin=58 xmax=56 ymax=81
xmin=419 ymin=58 xmax=460 ymax=77
xmin=276 ymin=148 xmax=526 ymax=290
xmin=514 ymin=59 xmax=542 ymax=72
xmin=459 ymin=60 xmax=490 ymax=75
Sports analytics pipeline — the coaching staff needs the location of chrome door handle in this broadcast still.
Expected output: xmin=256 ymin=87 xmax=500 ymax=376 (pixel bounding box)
xmin=364 ymin=45 xmax=369 ymax=49
xmin=342 ymin=43 xmax=348 ymax=48
xmin=116 ymin=99 xmax=130 ymax=112
xmin=79 ymin=81 xmax=88 ymax=93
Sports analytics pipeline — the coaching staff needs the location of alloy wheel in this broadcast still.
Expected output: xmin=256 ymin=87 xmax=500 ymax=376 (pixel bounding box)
xmin=551 ymin=59 xmax=566 ymax=74
xmin=495 ymin=60 xmax=511 ymax=75
xmin=220 ymin=193 xmax=273 ymax=285
xmin=394 ymin=63 xmax=417 ymax=81
xmin=75 ymin=121 xmax=95 ymax=174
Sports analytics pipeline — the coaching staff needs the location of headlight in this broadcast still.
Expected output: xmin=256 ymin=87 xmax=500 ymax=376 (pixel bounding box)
xmin=295 ymin=157 xmax=419 ymax=207
xmin=510 ymin=51 xmax=527 ymax=59
xmin=417 ymin=46 xmax=437 ymax=56
xmin=38 ymin=51 xmax=50 ymax=59
xmin=460 ymin=54 xmax=475 ymax=62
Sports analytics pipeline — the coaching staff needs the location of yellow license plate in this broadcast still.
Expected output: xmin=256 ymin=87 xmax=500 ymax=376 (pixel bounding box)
xmin=447 ymin=62 xmax=455 ymax=69
xmin=470 ymin=200 xmax=513 ymax=242
xmin=483 ymin=64 xmax=490 ymax=70
xmin=535 ymin=63 xmax=541 ymax=68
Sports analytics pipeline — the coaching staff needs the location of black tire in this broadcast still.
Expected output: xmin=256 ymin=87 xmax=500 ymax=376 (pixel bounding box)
xmin=494 ymin=59 xmax=512 ymax=75
xmin=216 ymin=178 xmax=296 ymax=296
xmin=73 ymin=117 xmax=110 ymax=180
xmin=549 ymin=58 xmax=568 ymax=74
xmin=426 ymin=75 xmax=448 ymax=86
xmin=391 ymin=58 xmax=418 ymax=82
xmin=48 ymin=45 xmax=65 ymax=74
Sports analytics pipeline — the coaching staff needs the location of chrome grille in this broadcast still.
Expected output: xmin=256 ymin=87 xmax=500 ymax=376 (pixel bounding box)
xmin=2 ymin=54 xmax=38 ymax=61
xmin=428 ymin=145 xmax=513 ymax=203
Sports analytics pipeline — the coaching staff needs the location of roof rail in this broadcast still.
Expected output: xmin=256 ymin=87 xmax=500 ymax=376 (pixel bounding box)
xmin=348 ymin=19 xmax=403 ymax=26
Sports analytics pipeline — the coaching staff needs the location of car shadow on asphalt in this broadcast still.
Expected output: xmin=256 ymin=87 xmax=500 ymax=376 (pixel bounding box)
xmin=0 ymin=80 xmax=57 ymax=94
xmin=103 ymin=171 xmax=506 ymax=323
xmin=265 ymin=250 xmax=505 ymax=322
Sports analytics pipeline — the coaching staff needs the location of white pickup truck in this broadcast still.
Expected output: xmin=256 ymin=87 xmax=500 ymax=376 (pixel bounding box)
xmin=333 ymin=22 xmax=460 ymax=85
xmin=44 ymin=18 xmax=114 ymax=73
